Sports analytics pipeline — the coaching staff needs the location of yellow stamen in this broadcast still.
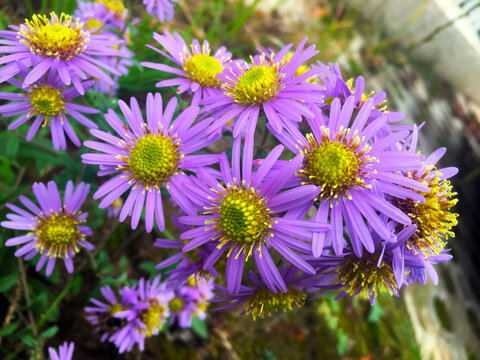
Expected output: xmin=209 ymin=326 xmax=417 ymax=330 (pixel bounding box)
xmin=19 ymin=12 xmax=90 ymax=61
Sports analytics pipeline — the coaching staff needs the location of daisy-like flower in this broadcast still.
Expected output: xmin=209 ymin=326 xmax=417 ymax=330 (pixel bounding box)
xmin=0 ymin=12 xmax=127 ymax=94
xmin=212 ymin=265 xmax=320 ymax=320
xmin=168 ymin=276 xmax=213 ymax=328
xmin=0 ymin=65 xmax=98 ymax=150
xmin=273 ymin=97 xmax=429 ymax=257
xmin=113 ymin=276 xmax=174 ymax=353
xmin=310 ymin=223 xmax=419 ymax=305
xmin=178 ymin=140 xmax=329 ymax=294
xmin=143 ymin=0 xmax=177 ymax=23
xmin=48 ymin=342 xmax=74 ymax=360
xmin=2 ymin=181 xmax=93 ymax=276
xmin=141 ymin=31 xmax=232 ymax=106
xmin=74 ymin=1 xmax=122 ymax=33
xmin=82 ymin=92 xmax=220 ymax=232
xmin=391 ymin=130 xmax=458 ymax=257
xmin=95 ymin=0 xmax=128 ymax=27
xmin=201 ymin=37 xmax=322 ymax=138
xmin=318 ymin=61 xmax=404 ymax=122
xmin=85 ymin=284 xmax=130 ymax=343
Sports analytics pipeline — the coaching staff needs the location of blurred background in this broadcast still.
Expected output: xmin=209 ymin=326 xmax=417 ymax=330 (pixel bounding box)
xmin=0 ymin=0 xmax=479 ymax=359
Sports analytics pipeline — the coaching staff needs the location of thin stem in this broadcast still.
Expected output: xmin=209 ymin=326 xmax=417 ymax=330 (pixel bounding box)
xmin=0 ymin=280 xmax=21 ymax=346
xmin=18 ymin=258 xmax=37 ymax=337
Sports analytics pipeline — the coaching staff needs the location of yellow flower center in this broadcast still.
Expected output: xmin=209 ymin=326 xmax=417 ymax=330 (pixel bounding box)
xmin=216 ymin=185 xmax=272 ymax=245
xmin=35 ymin=212 xmax=82 ymax=257
xmin=109 ymin=303 xmax=125 ymax=315
xmin=337 ymin=253 xmax=398 ymax=300
xmin=298 ymin=128 xmax=376 ymax=200
xmin=168 ymin=297 xmax=184 ymax=312
xmin=184 ymin=54 xmax=223 ymax=88
xmin=394 ymin=168 xmax=458 ymax=257
xmin=30 ymin=85 xmax=65 ymax=116
xmin=19 ymin=12 xmax=90 ymax=61
xmin=224 ymin=63 xmax=281 ymax=106
xmin=245 ymin=286 xmax=306 ymax=320
xmin=139 ymin=302 xmax=167 ymax=337
xmin=96 ymin=0 xmax=126 ymax=19
xmin=126 ymin=134 xmax=181 ymax=188
xmin=85 ymin=18 xmax=102 ymax=33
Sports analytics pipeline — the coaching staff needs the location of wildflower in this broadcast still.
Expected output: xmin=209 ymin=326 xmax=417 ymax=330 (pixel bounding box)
xmin=0 ymin=67 xmax=98 ymax=150
xmin=48 ymin=342 xmax=74 ymax=360
xmin=74 ymin=1 xmax=134 ymax=94
xmin=112 ymin=276 xmax=174 ymax=353
xmin=74 ymin=0 xmax=124 ymax=32
xmin=318 ymin=62 xmax=403 ymax=122
xmin=178 ymin=140 xmax=329 ymax=294
xmin=274 ymin=97 xmax=428 ymax=257
xmin=213 ymin=265 xmax=314 ymax=320
xmin=82 ymin=92 xmax=219 ymax=231
xmin=2 ymin=181 xmax=93 ymax=276
xmin=143 ymin=0 xmax=177 ymax=23
xmin=142 ymin=31 xmax=232 ymax=105
xmin=202 ymin=38 xmax=322 ymax=138
xmin=0 ymin=12 xmax=127 ymax=94
xmin=169 ymin=276 xmax=214 ymax=327
xmin=310 ymin=224 xmax=419 ymax=304
xmin=96 ymin=0 xmax=128 ymax=25
xmin=85 ymin=285 xmax=131 ymax=343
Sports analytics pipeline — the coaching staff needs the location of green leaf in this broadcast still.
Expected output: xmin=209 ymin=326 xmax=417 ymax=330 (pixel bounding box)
xmin=0 ymin=321 xmax=20 ymax=337
xmin=40 ymin=325 xmax=58 ymax=339
xmin=191 ymin=317 xmax=208 ymax=339
xmin=22 ymin=335 xmax=38 ymax=348
xmin=5 ymin=135 xmax=19 ymax=159
xmin=0 ymin=272 xmax=19 ymax=293
xmin=138 ymin=261 xmax=158 ymax=276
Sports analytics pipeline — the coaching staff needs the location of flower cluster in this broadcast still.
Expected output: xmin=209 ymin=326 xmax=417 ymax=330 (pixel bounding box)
xmin=0 ymin=1 xmax=459 ymax=356
xmin=85 ymin=275 xmax=213 ymax=352
xmin=0 ymin=6 xmax=130 ymax=149
xmin=142 ymin=30 xmax=458 ymax=316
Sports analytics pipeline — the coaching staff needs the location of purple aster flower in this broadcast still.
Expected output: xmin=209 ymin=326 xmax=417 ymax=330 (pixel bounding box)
xmin=85 ymin=284 xmax=131 ymax=343
xmin=0 ymin=65 xmax=98 ymax=150
xmin=389 ymin=128 xmax=458 ymax=257
xmin=177 ymin=139 xmax=329 ymax=294
xmin=82 ymin=92 xmax=220 ymax=232
xmin=272 ymin=97 xmax=429 ymax=257
xmin=112 ymin=276 xmax=174 ymax=353
xmin=0 ymin=12 xmax=127 ymax=94
xmin=201 ymin=38 xmax=323 ymax=138
xmin=48 ymin=341 xmax=74 ymax=360
xmin=95 ymin=0 xmax=129 ymax=26
xmin=143 ymin=0 xmax=177 ymax=23
xmin=168 ymin=276 xmax=214 ymax=327
xmin=141 ymin=31 xmax=232 ymax=106
xmin=309 ymin=222 xmax=419 ymax=305
xmin=2 ymin=181 xmax=93 ymax=276
xmin=318 ymin=61 xmax=404 ymax=122
xmin=74 ymin=1 xmax=122 ymax=32
xmin=212 ymin=265 xmax=325 ymax=319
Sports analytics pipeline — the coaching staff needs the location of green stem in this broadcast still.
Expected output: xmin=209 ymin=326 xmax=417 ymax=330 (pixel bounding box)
xmin=36 ymin=278 xmax=76 ymax=330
